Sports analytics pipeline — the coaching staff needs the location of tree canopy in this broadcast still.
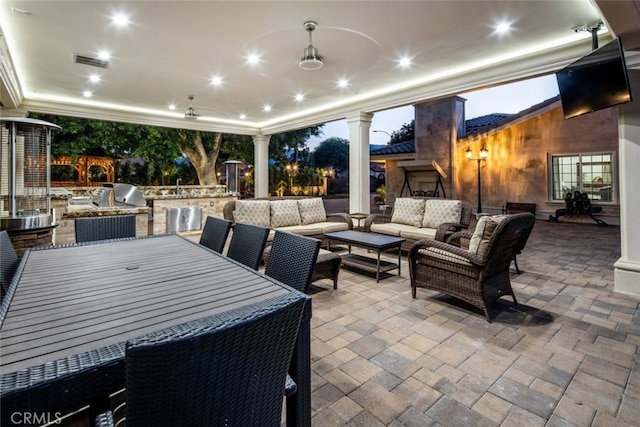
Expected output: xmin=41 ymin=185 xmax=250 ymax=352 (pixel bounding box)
xmin=28 ymin=113 xmax=323 ymax=187
xmin=312 ymin=137 xmax=349 ymax=172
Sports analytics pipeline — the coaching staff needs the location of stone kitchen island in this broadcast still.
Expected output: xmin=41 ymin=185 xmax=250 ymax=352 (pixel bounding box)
xmin=51 ymin=185 xmax=237 ymax=245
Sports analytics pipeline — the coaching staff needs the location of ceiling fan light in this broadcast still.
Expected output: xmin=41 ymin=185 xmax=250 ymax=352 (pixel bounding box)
xmin=299 ymin=48 xmax=324 ymax=70
xmin=184 ymin=95 xmax=200 ymax=119
xmin=299 ymin=21 xmax=324 ymax=70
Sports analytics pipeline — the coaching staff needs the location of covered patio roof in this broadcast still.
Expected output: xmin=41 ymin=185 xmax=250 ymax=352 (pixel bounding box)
xmin=2 ymin=1 xmax=639 ymax=135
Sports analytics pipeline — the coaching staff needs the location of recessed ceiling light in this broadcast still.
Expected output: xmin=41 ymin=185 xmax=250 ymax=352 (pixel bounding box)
xmin=495 ymin=22 xmax=511 ymax=34
xmin=168 ymin=104 xmax=176 ymax=110
xmin=210 ymin=76 xmax=223 ymax=86
xmin=239 ymin=113 xmax=247 ymax=120
xmin=398 ymin=56 xmax=412 ymax=69
xmin=337 ymin=79 xmax=349 ymax=89
xmin=83 ymin=90 xmax=92 ymax=98
xmin=89 ymin=74 xmax=101 ymax=83
xmin=246 ymin=53 xmax=260 ymax=65
xmin=111 ymin=13 xmax=129 ymax=27
xmin=97 ymin=50 xmax=111 ymax=61
xmin=263 ymin=104 xmax=272 ymax=112
xmin=294 ymin=93 xmax=305 ymax=102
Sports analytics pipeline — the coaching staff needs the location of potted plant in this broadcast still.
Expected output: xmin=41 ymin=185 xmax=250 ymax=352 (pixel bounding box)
xmin=374 ymin=185 xmax=388 ymax=211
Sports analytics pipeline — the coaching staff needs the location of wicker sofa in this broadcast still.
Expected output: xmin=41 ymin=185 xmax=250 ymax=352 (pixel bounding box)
xmin=364 ymin=197 xmax=473 ymax=252
xmin=223 ymin=197 xmax=352 ymax=246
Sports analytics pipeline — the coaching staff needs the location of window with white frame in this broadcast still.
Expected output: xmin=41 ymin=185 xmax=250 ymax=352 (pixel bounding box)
xmin=550 ymin=152 xmax=615 ymax=202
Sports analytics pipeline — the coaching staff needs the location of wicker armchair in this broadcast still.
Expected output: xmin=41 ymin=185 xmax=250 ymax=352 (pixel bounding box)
xmin=75 ymin=215 xmax=136 ymax=243
xmin=265 ymin=231 xmax=321 ymax=294
xmin=93 ymin=293 xmax=308 ymax=427
xmin=199 ymin=215 xmax=232 ymax=253
xmin=408 ymin=213 xmax=535 ymax=322
xmin=1 ymin=230 xmax=19 ymax=300
xmin=226 ymin=222 xmax=270 ymax=270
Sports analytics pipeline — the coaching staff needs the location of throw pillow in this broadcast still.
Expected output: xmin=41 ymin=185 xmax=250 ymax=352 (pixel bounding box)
xmin=468 ymin=215 xmax=507 ymax=257
xmin=391 ymin=198 xmax=425 ymax=227
xmin=298 ymin=198 xmax=327 ymax=225
xmin=422 ymin=200 xmax=462 ymax=228
xmin=234 ymin=200 xmax=271 ymax=228
xmin=270 ymin=200 xmax=302 ymax=228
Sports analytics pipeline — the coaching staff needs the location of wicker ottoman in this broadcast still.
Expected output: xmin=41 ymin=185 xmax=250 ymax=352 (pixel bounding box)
xmin=263 ymin=247 xmax=341 ymax=290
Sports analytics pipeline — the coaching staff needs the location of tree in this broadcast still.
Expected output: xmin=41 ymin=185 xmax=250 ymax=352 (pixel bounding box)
xmin=312 ymin=137 xmax=349 ymax=172
xmin=28 ymin=113 xmax=323 ymax=186
xmin=389 ymin=120 xmax=414 ymax=144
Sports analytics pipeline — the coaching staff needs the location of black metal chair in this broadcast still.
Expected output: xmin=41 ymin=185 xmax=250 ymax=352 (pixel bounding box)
xmin=1 ymin=230 xmax=19 ymax=300
xmin=199 ymin=216 xmax=232 ymax=253
xmin=265 ymin=231 xmax=321 ymax=294
xmin=226 ymin=222 xmax=270 ymax=271
xmin=75 ymin=215 xmax=136 ymax=243
xmin=93 ymin=292 xmax=308 ymax=427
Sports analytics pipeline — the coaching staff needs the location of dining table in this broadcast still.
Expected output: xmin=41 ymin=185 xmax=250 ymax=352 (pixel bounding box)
xmin=0 ymin=234 xmax=311 ymax=426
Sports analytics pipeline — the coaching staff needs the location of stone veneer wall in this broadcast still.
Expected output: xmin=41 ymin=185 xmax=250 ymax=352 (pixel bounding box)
xmin=7 ymin=227 xmax=55 ymax=257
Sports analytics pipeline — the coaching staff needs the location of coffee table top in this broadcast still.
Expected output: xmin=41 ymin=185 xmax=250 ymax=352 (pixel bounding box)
xmin=325 ymin=230 xmax=405 ymax=250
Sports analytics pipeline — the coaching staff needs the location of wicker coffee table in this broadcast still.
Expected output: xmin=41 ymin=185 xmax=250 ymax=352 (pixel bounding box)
xmin=324 ymin=230 xmax=405 ymax=282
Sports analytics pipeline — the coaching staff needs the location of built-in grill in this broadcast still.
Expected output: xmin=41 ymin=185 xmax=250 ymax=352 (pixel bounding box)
xmin=91 ymin=183 xmax=147 ymax=208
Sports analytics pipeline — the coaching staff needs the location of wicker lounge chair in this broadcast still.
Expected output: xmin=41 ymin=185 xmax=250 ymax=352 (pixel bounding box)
xmin=199 ymin=216 xmax=232 ymax=253
xmin=1 ymin=230 xmax=19 ymax=300
xmin=226 ymin=222 xmax=270 ymax=270
xmin=408 ymin=213 xmax=535 ymax=322
xmin=265 ymin=231 xmax=321 ymax=294
xmin=74 ymin=215 xmax=136 ymax=243
xmin=94 ymin=292 xmax=308 ymax=427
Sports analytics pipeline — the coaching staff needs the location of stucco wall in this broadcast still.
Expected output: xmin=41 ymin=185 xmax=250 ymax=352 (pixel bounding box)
xmin=456 ymin=104 xmax=620 ymax=223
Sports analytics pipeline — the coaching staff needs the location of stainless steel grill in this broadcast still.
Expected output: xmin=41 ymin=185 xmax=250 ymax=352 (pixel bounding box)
xmin=92 ymin=183 xmax=146 ymax=208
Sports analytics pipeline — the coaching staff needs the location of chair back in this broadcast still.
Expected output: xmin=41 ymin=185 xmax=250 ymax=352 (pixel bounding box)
xmin=199 ymin=216 xmax=232 ymax=253
xmin=483 ymin=213 xmax=535 ymax=274
xmin=75 ymin=215 xmax=136 ymax=243
xmin=0 ymin=231 xmax=19 ymax=298
xmin=265 ymin=231 xmax=321 ymax=294
xmin=122 ymin=293 xmax=307 ymax=427
xmin=226 ymin=222 xmax=270 ymax=270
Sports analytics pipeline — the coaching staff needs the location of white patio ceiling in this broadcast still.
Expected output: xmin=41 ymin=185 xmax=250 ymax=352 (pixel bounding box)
xmin=1 ymin=1 xmax=639 ymax=135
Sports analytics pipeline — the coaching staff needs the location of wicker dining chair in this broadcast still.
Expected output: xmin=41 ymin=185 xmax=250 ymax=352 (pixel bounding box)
xmin=408 ymin=213 xmax=535 ymax=322
xmin=1 ymin=230 xmax=19 ymax=300
xmin=93 ymin=292 xmax=308 ymax=427
xmin=75 ymin=215 xmax=136 ymax=243
xmin=226 ymin=222 xmax=270 ymax=270
xmin=199 ymin=216 xmax=232 ymax=253
xmin=265 ymin=231 xmax=321 ymax=294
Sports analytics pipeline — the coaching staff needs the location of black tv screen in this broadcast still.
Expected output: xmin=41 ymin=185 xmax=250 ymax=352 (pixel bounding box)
xmin=556 ymin=38 xmax=633 ymax=119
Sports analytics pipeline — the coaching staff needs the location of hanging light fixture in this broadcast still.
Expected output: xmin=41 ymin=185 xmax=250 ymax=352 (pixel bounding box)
xmin=299 ymin=21 xmax=324 ymax=71
xmin=184 ymin=95 xmax=199 ymax=119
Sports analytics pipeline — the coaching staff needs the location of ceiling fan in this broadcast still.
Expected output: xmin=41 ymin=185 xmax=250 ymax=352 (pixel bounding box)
xmin=184 ymin=95 xmax=200 ymax=120
xmin=299 ymin=21 xmax=324 ymax=71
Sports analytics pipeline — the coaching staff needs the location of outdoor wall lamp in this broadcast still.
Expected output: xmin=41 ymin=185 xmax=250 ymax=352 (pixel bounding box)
xmin=465 ymin=146 xmax=489 ymax=214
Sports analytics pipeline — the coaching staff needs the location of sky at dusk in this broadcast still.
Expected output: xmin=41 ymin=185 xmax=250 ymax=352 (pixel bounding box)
xmin=306 ymin=74 xmax=560 ymax=149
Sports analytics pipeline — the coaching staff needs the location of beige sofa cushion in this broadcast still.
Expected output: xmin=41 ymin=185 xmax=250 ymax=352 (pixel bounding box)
xmin=235 ymin=200 xmax=271 ymax=228
xmin=277 ymin=221 xmax=348 ymax=236
xmin=370 ymin=222 xmax=420 ymax=237
xmin=391 ymin=198 xmax=425 ymax=227
xmin=422 ymin=200 xmax=462 ymax=228
xmin=417 ymin=247 xmax=478 ymax=279
xmin=468 ymin=215 xmax=508 ymax=257
xmin=270 ymin=200 xmax=302 ymax=228
xmin=399 ymin=227 xmax=437 ymax=241
xmin=298 ymin=198 xmax=327 ymax=225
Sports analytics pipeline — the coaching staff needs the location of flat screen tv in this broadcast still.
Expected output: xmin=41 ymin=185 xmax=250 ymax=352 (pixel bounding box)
xmin=556 ymin=37 xmax=633 ymax=119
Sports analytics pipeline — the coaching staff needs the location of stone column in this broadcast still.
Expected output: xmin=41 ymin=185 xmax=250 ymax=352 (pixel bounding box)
xmin=253 ymin=134 xmax=270 ymax=198
xmin=614 ymin=70 xmax=640 ymax=295
xmin=346 ymin=112 xmax=373 ymax=214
